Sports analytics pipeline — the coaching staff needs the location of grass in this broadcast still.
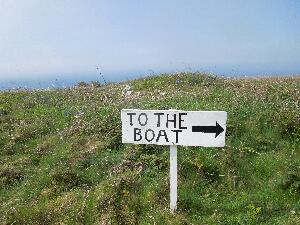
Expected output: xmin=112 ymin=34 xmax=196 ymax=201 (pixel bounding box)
xmin=0 ymin=72 xmax=299 ymax=224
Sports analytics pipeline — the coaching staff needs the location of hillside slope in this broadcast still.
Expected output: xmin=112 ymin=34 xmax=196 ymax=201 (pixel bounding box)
xmin=0 ymin=73 xmax=299 ymax=224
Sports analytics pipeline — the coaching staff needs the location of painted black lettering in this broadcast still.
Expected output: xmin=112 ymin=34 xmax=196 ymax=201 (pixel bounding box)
xmin=138 ymin=113 xmax=148 ymax=126
xmin=172 ymin=130 xmax=182 ymax=143
xmin=154 ymin=112 xmax=164 ymax=127
xmin=179 ymin=113 xmax=187 ymax=129
xmin=127 ymin=113 xmax=136 ymax=126
xmin=145 ymin=129 xmax=155 ymax=142
xmin=134 ymin=128 xmax=142 ymax=141
xmin=166 ymin=113 xmax=176 ymax=128
xmin=156 ymin=130 xmax=169 ymax=142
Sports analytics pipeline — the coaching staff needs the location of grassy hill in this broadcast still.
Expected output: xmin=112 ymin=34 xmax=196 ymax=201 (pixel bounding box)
xmin=0 ymin=72 xmax=299 ymax=224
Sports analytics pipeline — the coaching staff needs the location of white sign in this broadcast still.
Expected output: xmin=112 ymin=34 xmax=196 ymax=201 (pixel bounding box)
xmin=121 ymin=109 xmax=227 ymax=147
xmin=121 ymin=108 xmax=228 ymax=213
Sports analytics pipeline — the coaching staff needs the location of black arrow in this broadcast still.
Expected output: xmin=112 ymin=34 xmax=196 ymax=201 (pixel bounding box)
xmin=192 ymin=122 xmax=224 ymax=138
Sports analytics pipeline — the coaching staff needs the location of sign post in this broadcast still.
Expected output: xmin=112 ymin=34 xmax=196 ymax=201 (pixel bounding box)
xmin=121 ymin=109 xmax=227 ymax=213
xmin=170 ymin=145 xmax=177 ymax=212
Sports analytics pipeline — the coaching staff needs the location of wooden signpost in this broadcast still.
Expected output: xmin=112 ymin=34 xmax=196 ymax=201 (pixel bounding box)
xmin=121 ymin=109 xmax=227 ymax=212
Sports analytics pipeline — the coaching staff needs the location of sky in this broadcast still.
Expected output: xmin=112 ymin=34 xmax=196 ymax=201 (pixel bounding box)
xmin=0 ymin=0 xmax=300 ymax=84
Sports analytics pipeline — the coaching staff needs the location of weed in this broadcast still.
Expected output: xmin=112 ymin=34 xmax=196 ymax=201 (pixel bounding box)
xmin=0 ymin=73 xmax=299 ymax=224
xmin=51 ymin=170 xmax=92 ymax=191
xmin=0 ymin=168 xmax=25 ymax=185
xmin=281 ymin=170 xmax=300 ymax=193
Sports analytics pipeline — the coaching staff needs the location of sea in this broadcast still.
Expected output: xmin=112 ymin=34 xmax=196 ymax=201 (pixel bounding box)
xmin=0 ymin=72 xmax=144 ymax=91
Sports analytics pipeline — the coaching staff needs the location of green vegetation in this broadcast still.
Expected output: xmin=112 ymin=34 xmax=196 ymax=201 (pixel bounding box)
xmin=0 ymin=72 xmax=299 ymax=224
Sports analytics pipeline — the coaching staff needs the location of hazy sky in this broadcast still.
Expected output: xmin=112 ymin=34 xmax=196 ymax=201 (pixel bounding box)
xmin=0 ymin=0 xmax=300 ymax=81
